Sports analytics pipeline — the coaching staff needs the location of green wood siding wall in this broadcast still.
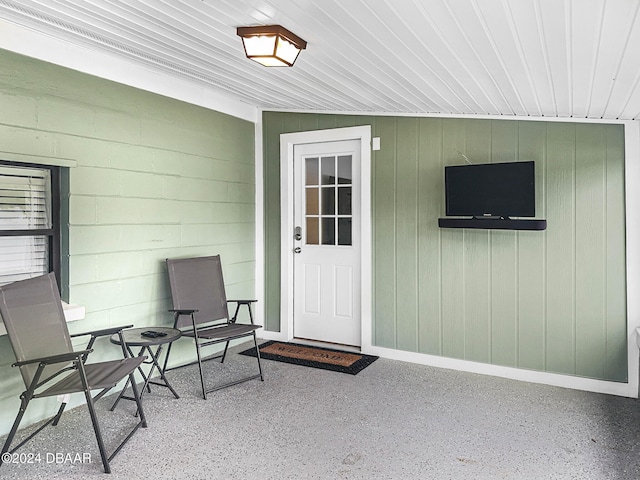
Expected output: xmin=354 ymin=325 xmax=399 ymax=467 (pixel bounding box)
xmin=0 ymin=49 xmax=255 ymax=435
xmin=263 ymin=112 xmax=627 ymax=383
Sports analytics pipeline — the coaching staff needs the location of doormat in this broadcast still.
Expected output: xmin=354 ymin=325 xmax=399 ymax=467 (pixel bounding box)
xmin=239 ymin=340 xmax=378 ymax=375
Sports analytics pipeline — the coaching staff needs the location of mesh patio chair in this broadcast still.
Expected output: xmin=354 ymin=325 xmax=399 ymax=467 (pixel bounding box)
xmin=0 ymin=273 xmax=147 ymax=474
xmin=164 ymin=255 xmax=263 ymax=399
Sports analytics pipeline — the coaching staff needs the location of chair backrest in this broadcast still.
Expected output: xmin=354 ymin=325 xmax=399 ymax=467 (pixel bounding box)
xmin=0 ymin=272 xmax=73 ymax=388
xmin=166 ymin=255 xmax=230 ymax=328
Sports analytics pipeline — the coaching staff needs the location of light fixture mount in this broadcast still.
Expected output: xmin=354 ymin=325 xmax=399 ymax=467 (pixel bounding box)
xmin=237 ymin=24 xmax=307 ymax=67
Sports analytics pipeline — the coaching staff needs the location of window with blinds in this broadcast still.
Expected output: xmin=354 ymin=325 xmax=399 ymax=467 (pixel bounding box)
xmin=0 ymin=163 xmax=59 ymax=287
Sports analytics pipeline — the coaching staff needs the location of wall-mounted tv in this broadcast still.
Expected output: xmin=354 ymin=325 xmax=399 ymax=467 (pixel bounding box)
xmin=445 ymin=161 xmax=535 ymax=218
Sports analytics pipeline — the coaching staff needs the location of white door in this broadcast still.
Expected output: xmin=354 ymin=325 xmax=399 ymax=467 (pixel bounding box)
xmin=293 ymin=140 xmax=361 ymax=346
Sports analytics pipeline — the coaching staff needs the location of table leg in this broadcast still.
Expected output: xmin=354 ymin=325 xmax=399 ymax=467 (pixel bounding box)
xmin=110 ymin=345 xmax=146 ymax=412
xmin=145 ymin=344 xmax=180 ymax=399
xmin=111 ymin=341 xmax=180 ymax=414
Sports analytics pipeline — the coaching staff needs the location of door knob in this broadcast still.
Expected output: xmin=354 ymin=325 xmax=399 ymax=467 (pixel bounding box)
xmin=294 ymin=247 xmax=302 ymax=254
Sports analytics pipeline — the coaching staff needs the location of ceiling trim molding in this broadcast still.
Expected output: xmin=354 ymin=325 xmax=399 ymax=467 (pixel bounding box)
xmin=262 ymin=107 xmax=636 ymax=125
xmin=0 ymin=18 xmax=258 ymax=123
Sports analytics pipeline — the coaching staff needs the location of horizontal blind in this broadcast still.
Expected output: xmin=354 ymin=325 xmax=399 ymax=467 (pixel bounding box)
xmin=0 ymin=166 xmax=52 ymax=286
xmin=0 ymin=166 xmax=51 ymax=230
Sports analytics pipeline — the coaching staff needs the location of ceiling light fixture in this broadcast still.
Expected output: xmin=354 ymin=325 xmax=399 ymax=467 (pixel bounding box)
xmin=236 ymin=25 xmax=307 ymax=67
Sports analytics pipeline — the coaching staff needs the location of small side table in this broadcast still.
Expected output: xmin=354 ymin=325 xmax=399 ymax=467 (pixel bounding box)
xmin=109 ymin=326 xmax=182 ymax=412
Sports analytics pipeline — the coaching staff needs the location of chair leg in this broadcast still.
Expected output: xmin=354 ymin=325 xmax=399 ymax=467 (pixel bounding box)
xmin=221 ymin=341 xmax=230 ymax=363
xmin=83 ymin=390 xmax=111 ymax=474
xmin=0 ymin=396 xmax=29 ymax=463
xmin=76 ymin=362 xmax=110 ymax=474
xmin=162 ymin=338 xmax=174 ymax=374
xmin=51 ymin=401 xmax=67 ymax=426
xmin=129 ymin=371 xmax=148 ymax=425
xmin=253 ymin=332 xmax=264 ymax=381
xmin=1 ymin=397 xmax=72 ymax=461
xmin=194 ymin=341 xmax=207 ymax=400
xmin=225 ymin=304 xmax=240 ymax=364
xmin=109 ymin=376 xmax=132 ymax=412
xmin=102 ymin=372 xmax=147 ymax=465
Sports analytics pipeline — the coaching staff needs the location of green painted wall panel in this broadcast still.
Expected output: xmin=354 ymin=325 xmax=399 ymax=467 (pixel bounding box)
xmin=395 ymin=118 xmax=419 ymax=352
xmin=489 ymin=121 xmax=519 ymax=367
xmin=462 ymin=120 xmax=492 ymax=363
xmin=440 ymin=120 xmax=467 ymax=360
xmin=464 ymin=229 xmax=491 ymax=363
xmin=317 ymin=115 xmax=339 ymax=130
xmin=0 ymin=125 xmax=56 ymax=157
xmin=38 ymin=97 xmax=98 ymax=137
xmin=55 ymin=134 xmax=111 ymax=167
xmin=263 ymin=112 xmax=627 ymax=384
xmin=417 ymin=118 xmax=444 ymax=355
xmin=575 ymin=124 xmax=607 ymax=379
xmin=372 ymin=117 xmax=398 ymax=347
xmin=440 ymin=228 xmax=465 ymax=360
xmin=516 ymin=122 xmax=547 ymax=371
xmin=490 ymin=230 xmax=518 ymax=367
xmin=263 ymin=112 xmax=284 ymax=331
xmin=0 ymin=49 xmax=256 ymax=436
xmin=282 ymin=114 xmax=303 ymax=134
xmin=298 ymin=113 xmax=321 ymax=132
xmin=0 ymin=91 xmax=38 ymax=128
xmin=605 ymin=125 xmax=628 ymax=381
xmin=545 ymin=123 xmax=577 ymax=375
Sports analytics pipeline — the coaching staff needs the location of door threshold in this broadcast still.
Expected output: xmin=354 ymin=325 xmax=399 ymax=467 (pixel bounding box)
xmin=292 ymin=337 xmax=361 ymax=353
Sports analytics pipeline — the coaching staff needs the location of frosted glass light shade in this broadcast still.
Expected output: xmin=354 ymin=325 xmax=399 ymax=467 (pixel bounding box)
xmin=237 ymin=25 xmax=307 ymax=67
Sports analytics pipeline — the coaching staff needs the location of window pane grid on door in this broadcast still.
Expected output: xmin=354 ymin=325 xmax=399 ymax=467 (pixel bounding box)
xmin=304 ymin=154 xmax=353 ymax=246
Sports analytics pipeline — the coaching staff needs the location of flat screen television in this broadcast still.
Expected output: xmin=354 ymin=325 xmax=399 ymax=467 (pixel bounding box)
xmin=445 ymin=161 xmax=535 ymax=218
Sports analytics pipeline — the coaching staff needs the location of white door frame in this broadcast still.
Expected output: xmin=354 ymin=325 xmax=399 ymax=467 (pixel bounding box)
xmin=279 ymin=126 xmax=372 ymax=349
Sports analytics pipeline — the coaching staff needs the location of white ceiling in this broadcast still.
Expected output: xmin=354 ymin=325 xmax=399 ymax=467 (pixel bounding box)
xmin=1 ymin=0 xmax=639 ymax=120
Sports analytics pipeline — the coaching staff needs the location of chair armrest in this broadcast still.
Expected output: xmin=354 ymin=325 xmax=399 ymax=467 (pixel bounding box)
xmin=70 ymin=325 xmax=134 ymax=339
xmin=169 ymin=309 xmax=199 ymax=314
xmin=13 ymin=349 xmax=93 ymax=367
xmin=227 ymin=300 xmax=257 ymax=324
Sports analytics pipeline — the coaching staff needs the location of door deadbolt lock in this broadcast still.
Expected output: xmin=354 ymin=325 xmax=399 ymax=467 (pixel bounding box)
xmin=294 ymin=247 xmax=302 ymax=254
xmin=294 ymin=226 xmax=302 ymax=241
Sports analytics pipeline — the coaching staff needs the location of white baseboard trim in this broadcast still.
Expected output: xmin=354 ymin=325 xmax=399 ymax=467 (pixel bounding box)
xmin=364 ymin=345 xmax=637 ymax=398
xmin=259 ymin=330 xmax=637 ymax=398
xmin=259 ymin=330 xmax=289 ymax=342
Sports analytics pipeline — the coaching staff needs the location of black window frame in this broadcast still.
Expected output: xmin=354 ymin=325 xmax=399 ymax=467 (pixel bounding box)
xmin=0 ymin=160 xmax=61 ymax=288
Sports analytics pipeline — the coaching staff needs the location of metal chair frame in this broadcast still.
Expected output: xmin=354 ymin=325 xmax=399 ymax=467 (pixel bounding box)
xmin=0 ymin=273 xmax=147 ymax=474
xmin=164 ymin=256 xmax=264 ymax=399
